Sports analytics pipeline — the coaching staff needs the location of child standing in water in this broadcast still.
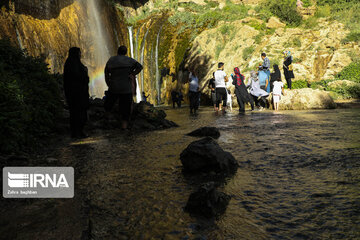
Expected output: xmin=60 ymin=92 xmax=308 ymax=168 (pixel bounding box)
xmin=272 ymin=78 xmax=285 ymax=111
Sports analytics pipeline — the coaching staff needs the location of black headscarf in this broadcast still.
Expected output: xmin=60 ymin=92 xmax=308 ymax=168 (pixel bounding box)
xmin=63 ymin=47 xmax=89 ymax=108
xmin=271 ymin=64 xmax=281 ymax=82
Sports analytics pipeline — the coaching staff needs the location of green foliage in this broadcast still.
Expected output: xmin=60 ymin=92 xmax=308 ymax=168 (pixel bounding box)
xmin=204 ymin=0 xmax=219 ymax=8
xmin=254 ymin=32 xmax=264 ymax=44
xmin=302 ymin=16 xmax=318 ymax=29
xmin=219 ymin=24 xmax=233 ymax=35
xmin=336 ymin=61 xmax=360 ymax=82
xmin=242 ymin=46 xmax=255 ymax=61
xmin=0 ymin=39 xmax=62 ymax=153
xmin=310 ymin=78 xmax=360 ymax=99
xmin=326 ymin=83 xmax=360 ymax=99
xmin=302 ymin=0 xmax=312 ymax=8
xmin=289 ymin=80 xmax=309 ymax=89
xmin=315 ymin=5 xmax=331 ymax=18
xmin=260 ymin=0 xmax=302 ymax=26
xmin=215 ymin=44 xmax=224 ymax=59
xmin=341 ymin=32 xmax=360 ymax=44
xmin=168 ymin=2 xmax=248 ymax=33
xmin=248 ymin=20 xmax=266 ymax=31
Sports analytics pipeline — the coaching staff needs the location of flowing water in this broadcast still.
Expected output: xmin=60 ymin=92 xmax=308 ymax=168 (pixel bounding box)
xmin=155 ymin=26 xmax=163 ymax=105
xmin=140 ymin=27 xmax=150 ymax=92
xmin=2 ymin=108 xmax=359 ymax=240
xmin=87 ymin=0 xmax=110 ymax=98
xmin=128 ymin=26 xmax=142 ymax=103
xmin=72 ymin=108 xmax=360 ymax=239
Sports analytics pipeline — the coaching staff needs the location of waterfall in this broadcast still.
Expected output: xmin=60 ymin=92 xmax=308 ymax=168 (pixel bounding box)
xmin=155 ymin=26 xmax=163 ymax=105
xmin=15 ymin=27 xmax=24 ymax=50
xmin=87 ymin=0 xmax=110 ymax=98
xmin=140 ymin=27 xmax=150 ymax=92
xmin=128 ymin=26 xmax=142 ymax=103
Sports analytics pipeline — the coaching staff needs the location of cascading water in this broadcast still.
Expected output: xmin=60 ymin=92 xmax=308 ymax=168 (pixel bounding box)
xmin=140 ymin=27 xmax=150 ymax=92
xmin=15 ymin=27 xmax=24 ymax=50
xmin=155 ymin=26 xmax=163 ymax=105
xmin=128 ymin=26 xmax=142 ymax=103
xmin=87 ymin=0 xmax=111 ymax=98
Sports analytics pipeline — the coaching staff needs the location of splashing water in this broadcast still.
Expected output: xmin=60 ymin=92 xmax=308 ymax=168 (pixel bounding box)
xmin=140 ymin=27 xmax=150 ymax=92
xmin=128 ymin=26 xmax=142 ymax=103
xmin=87 ymin=0 xmax=110 ymax=98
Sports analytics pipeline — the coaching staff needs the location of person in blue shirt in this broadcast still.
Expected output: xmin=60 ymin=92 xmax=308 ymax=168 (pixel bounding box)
xmin=259 ymin=52 xmax=271 ymax=92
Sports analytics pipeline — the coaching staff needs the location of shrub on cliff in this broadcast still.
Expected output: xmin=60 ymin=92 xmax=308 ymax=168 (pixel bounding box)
xmin=0 ymin=39 xmax=62 ymax=153
xmin=259 ymin=0 xmax=302 ymax=26
xmin=336 ymin=61 xmax=360 ymax=83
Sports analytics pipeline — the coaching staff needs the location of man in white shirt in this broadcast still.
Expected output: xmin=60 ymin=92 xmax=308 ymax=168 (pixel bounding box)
xmin=214 ymin=62 xmax=228 ymax=113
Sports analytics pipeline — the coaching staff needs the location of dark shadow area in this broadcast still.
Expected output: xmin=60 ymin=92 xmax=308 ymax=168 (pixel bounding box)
xmin=1 ymin=0 xmax=74 ymax=20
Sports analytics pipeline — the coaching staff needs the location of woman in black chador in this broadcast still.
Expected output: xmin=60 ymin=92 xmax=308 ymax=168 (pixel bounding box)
xmin=63 ymin=47 xmax=89 ymax=138
xmin=232 ymin=67 xmax=254 ymax=112
xmin=270 ymin=64 xmax=281 ymax=92
xmin=283 ymin=51 xmax=295 ymax=89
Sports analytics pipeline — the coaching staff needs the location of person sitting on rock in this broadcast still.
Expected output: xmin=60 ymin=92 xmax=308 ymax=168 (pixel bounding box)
xmin=246 ymin=71 xmax=269 ymax=110
xmin=231 ymin=67 xmax=254 ymax=113
xmin=104 ymin=46 xmax=143 ymax=130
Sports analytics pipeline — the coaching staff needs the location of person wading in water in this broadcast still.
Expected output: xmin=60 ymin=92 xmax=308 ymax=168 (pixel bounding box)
xmin=214 ymin=62 xmax=229 ymax=114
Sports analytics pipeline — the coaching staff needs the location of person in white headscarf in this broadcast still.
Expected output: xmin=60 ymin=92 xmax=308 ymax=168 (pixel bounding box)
xmin=246 ymin=71 xmax=269 ymax=110
xmin=283 ymin=50 xmax=295 ymax=90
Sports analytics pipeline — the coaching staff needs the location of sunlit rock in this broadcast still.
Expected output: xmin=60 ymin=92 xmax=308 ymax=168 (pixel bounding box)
xmin=279 ymin=88 xmax=336 ymax=110
xmin=266 ymin=16 xmax=286 ymax=29
xmin=180 ymin=137 xmax=238 ymax=173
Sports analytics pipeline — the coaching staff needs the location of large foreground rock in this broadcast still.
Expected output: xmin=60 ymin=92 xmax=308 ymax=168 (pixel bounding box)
xmin=187 ymin=127 xmax=220 ymax=139
xmin=180 ymin=137 xmax=238 ymax=173
xmin=278 ymin=88 xmax=336 ymax=110
xmin=185 ymin=182 xmax=230 ymax=218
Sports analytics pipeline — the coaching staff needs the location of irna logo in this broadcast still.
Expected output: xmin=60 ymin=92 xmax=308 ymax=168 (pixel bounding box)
xmin=8 ymin=172 xmax=69 ymax=188
xmin=3 ymin=167 xmax=74 ymax=198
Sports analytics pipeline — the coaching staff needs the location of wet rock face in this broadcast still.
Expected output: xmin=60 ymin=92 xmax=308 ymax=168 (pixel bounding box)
xmin=131 ymin=101 xmax=178 ymax=130
xmin=187 ymin=127 xmax=220 ymax=139
xmin=13 ymin=0 xmax=74 ymax=19
xmin=185 ymin=182 xmax=230 ymax=218
xmin=180 ymin=137 xmax=238 ymax=173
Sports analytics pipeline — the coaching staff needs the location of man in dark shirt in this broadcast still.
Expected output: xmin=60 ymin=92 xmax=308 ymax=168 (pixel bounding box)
xmin=208 ymin=72 xmax=216 ymax=111
xmin=104 ymin=46 xmax=143 ymax=130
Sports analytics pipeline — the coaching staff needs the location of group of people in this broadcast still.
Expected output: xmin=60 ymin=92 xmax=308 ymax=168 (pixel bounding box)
xmin=63 ymin=44 xmax=294 ymax=138
xmin=204 ymin=52 xmax=294 ymax=113
xmin=63 ymin=45 xmax=143 ymax=138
